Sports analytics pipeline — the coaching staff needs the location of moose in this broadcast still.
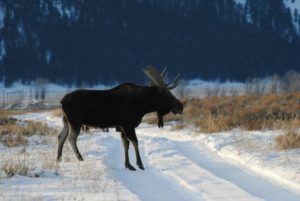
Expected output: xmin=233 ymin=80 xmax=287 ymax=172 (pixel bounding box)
xmin=56 ymin=66 xmax=183 ymax=170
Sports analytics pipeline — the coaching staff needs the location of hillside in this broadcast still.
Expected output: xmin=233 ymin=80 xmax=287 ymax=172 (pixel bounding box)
xmin=0 ymin=0 xmax=300 ymax=86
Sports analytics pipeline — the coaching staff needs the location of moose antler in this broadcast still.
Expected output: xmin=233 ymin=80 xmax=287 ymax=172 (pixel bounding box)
xmin=166 ymin=73 xmax=181 ymax=90
xmin=143 ymin=65 xmax=181 ymax=89
xmin=160 ymin=66 xmax=168 ymax=82
xmin=143 ymin=65 xmax=165 ymax=87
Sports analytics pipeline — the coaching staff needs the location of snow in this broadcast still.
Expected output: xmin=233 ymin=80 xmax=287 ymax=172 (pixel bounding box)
xmin=285 ymin=0 xmax=300 ymax=13
xmin=0 ymin=81 xmax=112 ymax=92
xmin=0 ymin=6 xmax=5 ymax=29
xmin=197 ymin=130 xmax=300 ymax=193
xmin=284 ymin=0 xmax=300 ymax=34
xmin=0 ymin=6 xmax=5 ymax=60
xmin=52 ymin=0 xmax=79 ymax=21
xmin=45 ymin=50 xmax=52 ymax=63
xmin=1 ymin=80 xmax=247 ymax=109
xmin=1 ymin=112 xmax=300 ymax=200
xmin=17 ymin=21 xmax=25 ymax=38
xmin=0 ymin=81 xmax=118 ymax=109
xmin=235 ymin=0 xmax=247 ymax=6
xmin=0 ymin=40 xmax=6 ymax=60
xmin=234 ymin=0 xmax=300 ymax=35
xmin=53 ymin=0 xmax=64 ymax=17
xmin=184 ymin=79 xmax=246 ymax=97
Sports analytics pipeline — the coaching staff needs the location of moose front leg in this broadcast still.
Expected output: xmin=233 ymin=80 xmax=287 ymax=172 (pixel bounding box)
xmin=124 ymin=127 xmax=144 ymax=170
xmin=157 ymin=112 xmax=164 ymax=128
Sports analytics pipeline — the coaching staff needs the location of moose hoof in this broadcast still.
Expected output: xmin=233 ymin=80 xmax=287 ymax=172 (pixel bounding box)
xmin=125 ymin=163 xmax=136 ymax=171
xmin=137 ymin=163 xmax=144 ymax=170
xmin=56 ymin=156 xmax=62 ymax=162
xmin=77 ymin=155 xmax=84 ymax=161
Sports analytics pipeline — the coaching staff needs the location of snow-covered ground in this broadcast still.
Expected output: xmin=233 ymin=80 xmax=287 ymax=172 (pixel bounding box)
xmin=0 ymin=81 xmax=114 ymax=108
xmin=284 ymin=0 xmax=300 ymax=34
xmin=0 ymin=79 xmax=255 ymax=108
xmin=1 ymin=112 xmax=300 ymax=201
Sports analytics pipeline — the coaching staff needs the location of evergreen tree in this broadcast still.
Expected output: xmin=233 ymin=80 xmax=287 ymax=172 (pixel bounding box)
xmin=0 ymin=0 xmax=299 ymax=86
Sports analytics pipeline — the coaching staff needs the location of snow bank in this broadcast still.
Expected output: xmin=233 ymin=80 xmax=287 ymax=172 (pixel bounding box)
xmin=197 ymin=130 xmax=300 ymax=193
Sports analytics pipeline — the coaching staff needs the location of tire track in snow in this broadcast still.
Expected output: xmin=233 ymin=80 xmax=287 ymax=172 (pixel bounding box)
xmin=16 ymin=112 xmax=300 ymax=201
xmin=143 ymin=136 xmax=263 ymax=201
xmin=177 ymin=141 xmax=300 ymax=201
xmin=97 ymin=134 xmax=194 ymax=201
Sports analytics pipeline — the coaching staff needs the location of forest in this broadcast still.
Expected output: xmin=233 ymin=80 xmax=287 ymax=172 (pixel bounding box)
xmin=0 ymin=0 xmax=299 ymax=86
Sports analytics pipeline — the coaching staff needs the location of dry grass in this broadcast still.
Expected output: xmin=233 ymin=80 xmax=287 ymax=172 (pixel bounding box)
xmin=186 ymin=93 xmax=300 ymax=132
xmin=0 ymin=112 xmax=58 ymax=147
xmin=23 ymin=120 xmax=58 ymax=136
xmin=51 ymin=108 xmax=62 ymax=117
xmin=0 ymin=109 xmax=26 ymax=116
xmin=145 ymin=93 xmax=300 ymax=134
xmin=0 ymin=108 xmax=57 ymax=117
xmin=1 ymin=161 xmax=29 ymax=178
xmin=1 ymin=149 xmax=59 ymax=179
xmin=143 ymin=94 xmax=300 ymax=151
xmin=275 ymin=129 xmax=300 ymax=150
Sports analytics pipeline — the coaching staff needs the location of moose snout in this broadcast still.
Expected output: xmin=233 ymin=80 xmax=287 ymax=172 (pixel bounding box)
xmin=172 ymin=103 xmax=183 ymax=115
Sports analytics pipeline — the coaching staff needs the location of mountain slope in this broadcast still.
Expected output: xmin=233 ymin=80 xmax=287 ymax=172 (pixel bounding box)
xmin=0 ymin=0 xmax=300 ymax=86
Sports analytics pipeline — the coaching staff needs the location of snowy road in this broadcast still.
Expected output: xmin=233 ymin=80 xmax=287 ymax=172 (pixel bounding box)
xmin=1 ymin=112 xmax=300 ymax=201
xmin=100 ymin=125 xmax=300 ymax=201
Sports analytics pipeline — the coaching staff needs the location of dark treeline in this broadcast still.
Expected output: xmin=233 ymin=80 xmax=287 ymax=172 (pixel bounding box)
xmin=0 ymin=0 xmax=300 ymax=86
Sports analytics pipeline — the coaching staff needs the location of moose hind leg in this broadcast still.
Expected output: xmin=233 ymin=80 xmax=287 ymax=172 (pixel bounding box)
xmin=121 ymin=129 xmax=136 ymax=171
xmin=68 ymin=125 xmax=83 ymax=161
xmin=125 ymin=127 xmax=144 ymax=170
xmin=57 ymin=117 xmax=69 ymax=162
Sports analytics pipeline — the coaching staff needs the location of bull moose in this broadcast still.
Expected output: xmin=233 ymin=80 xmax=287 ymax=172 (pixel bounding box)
xmin=56 ymin=66 xmax=183 ymax=170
